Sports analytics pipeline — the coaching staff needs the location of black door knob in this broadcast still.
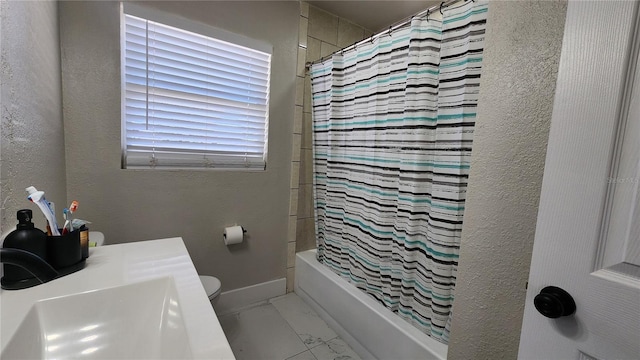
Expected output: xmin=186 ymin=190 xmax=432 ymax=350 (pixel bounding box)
xmin=534 ymin=286 xmax=576 ymax=318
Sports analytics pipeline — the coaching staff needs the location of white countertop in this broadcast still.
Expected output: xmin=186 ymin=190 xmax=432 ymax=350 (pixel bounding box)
xmin=0 ymin=237 xmax=235 ymax=359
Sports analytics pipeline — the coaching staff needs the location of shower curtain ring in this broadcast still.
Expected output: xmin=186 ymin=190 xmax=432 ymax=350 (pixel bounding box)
xmin=426 ymin=9 xmax=430 ymax=21
xmin=370 ymin=34 xmax=374 ymax=43
xmin=440 ymin=2 xmax=445 ymax=14
xmin=388 ymin=26 xmax=392 ymax=36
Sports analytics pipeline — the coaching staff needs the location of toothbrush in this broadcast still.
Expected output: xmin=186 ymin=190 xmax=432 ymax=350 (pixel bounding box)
xmin=69 ymin=200 xmax=79 ymax=214
xmin=69 ymin=201 xmax=78 ymax=233
xmin=62 ymin=208 xmax=71 ymax=235
xmin=65 ymin=201 xmax=79 ymax=233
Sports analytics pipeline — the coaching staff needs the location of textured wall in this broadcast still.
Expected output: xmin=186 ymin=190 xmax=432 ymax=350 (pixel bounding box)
xmin=59 ymin=1 xmax=298 ymax=291
xmin=0 ymin=0 xmax=67 ymax=233
xmin=448 ymin=1 xmax=568 ymax=358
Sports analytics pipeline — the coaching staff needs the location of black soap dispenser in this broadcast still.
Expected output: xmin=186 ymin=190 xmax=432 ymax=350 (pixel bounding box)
xmin=2 ymin=209 xmax=49 ymax=283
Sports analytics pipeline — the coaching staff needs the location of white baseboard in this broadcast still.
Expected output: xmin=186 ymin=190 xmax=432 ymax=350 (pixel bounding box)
xmin=214 ymin=278 xmax=286 ymax=316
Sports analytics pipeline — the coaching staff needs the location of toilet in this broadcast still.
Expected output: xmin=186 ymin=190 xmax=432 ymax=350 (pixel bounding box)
xmin=199 ymin=275 xmax=222 ymax=305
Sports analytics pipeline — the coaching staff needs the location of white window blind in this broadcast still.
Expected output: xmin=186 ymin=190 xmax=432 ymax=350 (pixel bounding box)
xmin=122 ymin=11 xmax=271 ymax=169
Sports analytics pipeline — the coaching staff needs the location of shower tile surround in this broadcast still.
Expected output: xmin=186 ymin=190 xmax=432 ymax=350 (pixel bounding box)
xmin=287 ymin=1 xmax=373 ymax=292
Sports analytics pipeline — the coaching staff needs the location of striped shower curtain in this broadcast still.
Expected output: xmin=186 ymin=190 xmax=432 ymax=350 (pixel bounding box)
xmin=310 ymin=0 xmax=488 ymax=344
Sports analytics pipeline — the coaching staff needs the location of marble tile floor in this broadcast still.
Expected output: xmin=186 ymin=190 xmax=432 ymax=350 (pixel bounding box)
xmin=218 ymin=293 xmax=362 ymax=360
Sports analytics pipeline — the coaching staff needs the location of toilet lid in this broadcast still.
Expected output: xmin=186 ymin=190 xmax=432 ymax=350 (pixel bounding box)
xmin=199 ymin=275 xmax=222 ymax=299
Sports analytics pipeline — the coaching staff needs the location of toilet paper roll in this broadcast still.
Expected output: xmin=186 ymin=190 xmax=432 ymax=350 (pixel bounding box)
xmin=223 ymin=226 xmax=244 ymax=245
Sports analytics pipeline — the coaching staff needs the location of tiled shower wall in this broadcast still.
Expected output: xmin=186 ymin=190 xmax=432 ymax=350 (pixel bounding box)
xmin=287 ymin=2 xmax=372 ymax=292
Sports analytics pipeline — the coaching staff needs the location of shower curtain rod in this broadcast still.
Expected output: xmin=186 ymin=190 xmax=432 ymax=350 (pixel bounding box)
xmin=305 ymin=0 xmax=472 ymax=68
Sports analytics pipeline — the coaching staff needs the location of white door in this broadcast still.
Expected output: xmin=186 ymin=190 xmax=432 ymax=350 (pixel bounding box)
xmin=519 ymin=1 xmax=640 ymax=359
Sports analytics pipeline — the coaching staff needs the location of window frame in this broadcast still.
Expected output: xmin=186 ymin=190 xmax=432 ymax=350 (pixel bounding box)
xmin=120 ymin=3 xmax=272 ymax=170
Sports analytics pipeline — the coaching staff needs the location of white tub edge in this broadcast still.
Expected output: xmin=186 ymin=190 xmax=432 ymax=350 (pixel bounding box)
xmin=295 ymin=249 xmax=448 ymax=360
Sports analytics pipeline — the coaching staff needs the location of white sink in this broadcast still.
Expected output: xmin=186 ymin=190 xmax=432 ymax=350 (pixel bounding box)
xmin=1 ymin=276 xmax=193 ymax=359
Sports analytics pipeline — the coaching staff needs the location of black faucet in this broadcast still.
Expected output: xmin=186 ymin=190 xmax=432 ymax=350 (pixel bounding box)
xmin=1 ymin=248 xmax=58 ymax=288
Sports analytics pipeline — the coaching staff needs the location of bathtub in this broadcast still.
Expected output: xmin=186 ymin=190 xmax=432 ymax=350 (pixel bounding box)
xmin=295 ymin=249 xmax=448 ymax=360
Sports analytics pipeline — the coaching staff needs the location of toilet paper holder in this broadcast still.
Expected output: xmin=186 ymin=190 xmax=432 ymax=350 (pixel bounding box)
xmin=223 ymin=225 xmax=246 ymax=245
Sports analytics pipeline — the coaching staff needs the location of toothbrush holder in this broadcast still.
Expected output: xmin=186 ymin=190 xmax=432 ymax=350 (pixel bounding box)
xmin=47 ymin=228 xmax=89 ymax=269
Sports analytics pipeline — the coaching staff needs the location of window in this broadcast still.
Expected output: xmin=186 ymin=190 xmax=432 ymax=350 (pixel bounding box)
xmin=121 ymin=5 xmax=271 ymax=169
